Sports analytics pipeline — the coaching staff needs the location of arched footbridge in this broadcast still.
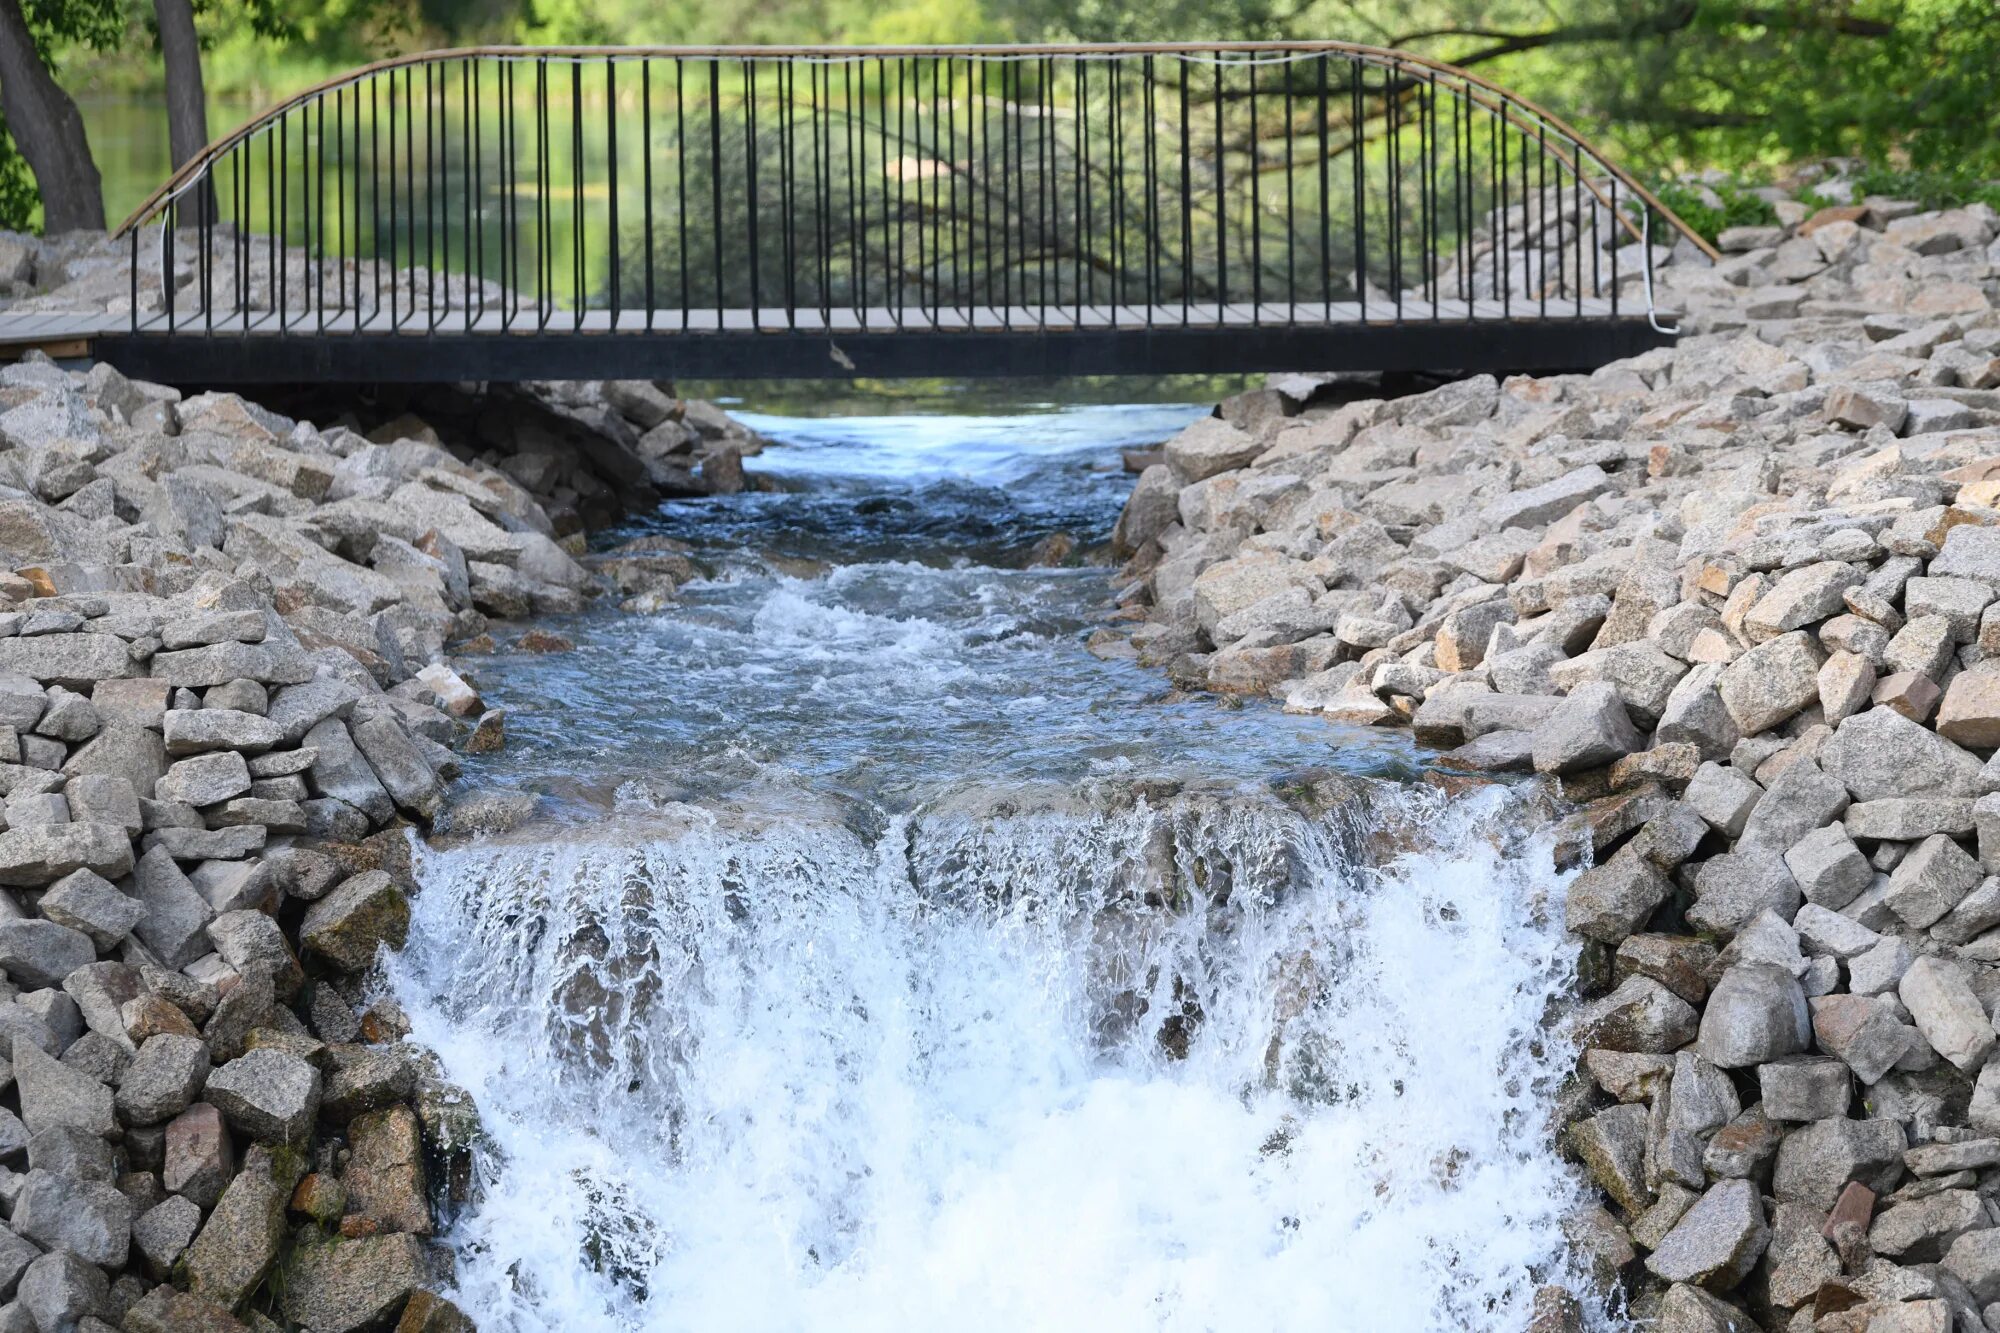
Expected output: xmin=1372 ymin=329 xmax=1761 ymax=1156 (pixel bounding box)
xmin=40 ymin=43 xmax=1715 ymax=382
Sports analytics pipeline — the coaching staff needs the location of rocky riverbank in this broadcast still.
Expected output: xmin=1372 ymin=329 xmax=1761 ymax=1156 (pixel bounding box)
xmin=1105 ymin=188 xmax=2000 ymax=1330
xmin=0 ymin=285 xmax=773 ymax=1332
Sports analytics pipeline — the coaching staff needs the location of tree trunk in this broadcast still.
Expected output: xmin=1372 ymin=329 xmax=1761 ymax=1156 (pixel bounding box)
xmin=153 ymin=0 xmax=214 ymax=217
xmin=0 ymin=0 xmax=103 ymax=232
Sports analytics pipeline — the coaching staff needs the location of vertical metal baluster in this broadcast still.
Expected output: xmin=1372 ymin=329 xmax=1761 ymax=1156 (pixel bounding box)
xmin=405 ymin=68 xmax=418 ymax=324
xmin=608 ymin=58 xmax=621 ymax=330
xmin=747 ymin=60 xmax=761 ymax=329
xmin=1109 ymin=58 xmax=1122 ymax=326
xmin=945 ymin=58 xmax=958 ymax=321
xmin=676 ymin=59 xmax=689 ymax=331
xmin=896 ymin=59 xmax=907 ymax=326
xmin=1388 ymin=63 xmax=1402 ymax=321
xmin=1536 ymin=122 xmax=1547 ymax=317
xmin=1075 ymin=57 xmax=1087 ymax=324
xmin=777 ymin=62 xmax=793 ymax=329
xmin=709 ymin=60 xmax=723 ymax=330
xmin=642 ymin=59 xmax=653 ymax=331
xmin=884 ymin=58 xmax=897 ymax=328
xmin=1427 ymin=73 xmax=1439 ymax=313
xmin=1143 ymin=54 xmax=1156 ymax=326
xmin=470 ymin=63 xmax=481 ymax=326
xmin=978 ymin=58 xmax=992 ymax=325
xmin=998 ymin=59 xmax=1012 ymax=328
xmin=1040 ymin=56 xmax=1052 ymax=320
xmin=1317 ymin=56 xmax=1329 ymax=319
xmin=502 ymin=62 xmax=515 ymax=330
xmin=164 ymin=200 xmax=176 ymax=332
xmin=1610 ymin=176 xmax=1620 ymax=317
xmin=571 ymin=62 xmax=584 ymax=330
xmin=812 ymin=59 xmax=828 ymax=324
xmin=1247 ymin=59 xmax=1259 ymax=326
xmin=278 ymin=116 xmax=288 ymax=332
xmin=429 ymin=65 xmax=440 ymax=330
xmin=1499 ymin=97 xmax=1510 ymax=320
xmin=1350 ymin=60 xmax=1364 ymax=321
xmin=536 ymin=60 xmax=549 ymax=329
xmin=844 ymin=63 xmax=860 ymax=330
xmin=1282 ymin=55 xmax=1293 ymax=326
xmin=851 ymin=61 xmax=866 ymax=329
xmin=127 ymin=219 xmax=137 ymax=332
xmin=1589 ymin=146 xmax=1600 ymax=303
xmin=1214 ymin=61 xmax=1226 ymax=322
xmin=1180 ymin=59 xmax=1191 ymax=324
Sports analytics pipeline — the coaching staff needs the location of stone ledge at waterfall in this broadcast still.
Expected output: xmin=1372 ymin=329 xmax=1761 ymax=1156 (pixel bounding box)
xmin=1107 ymin=197 xmax=2000 ymax=1330
xmin=0 ymin=345 xmax=767 ymax=1330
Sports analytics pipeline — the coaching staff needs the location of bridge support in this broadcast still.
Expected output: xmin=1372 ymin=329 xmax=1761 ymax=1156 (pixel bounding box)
xmin=91 ymin=318 xmax=1669 ymax=385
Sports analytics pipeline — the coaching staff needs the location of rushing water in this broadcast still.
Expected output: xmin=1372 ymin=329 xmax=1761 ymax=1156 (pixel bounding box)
xmin=386 ymin=391 xmax=1586 ymax=1331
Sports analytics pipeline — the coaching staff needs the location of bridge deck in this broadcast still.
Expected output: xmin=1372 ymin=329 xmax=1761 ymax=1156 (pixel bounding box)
xmin=0 ymin=297 xmax=1668 ymax=382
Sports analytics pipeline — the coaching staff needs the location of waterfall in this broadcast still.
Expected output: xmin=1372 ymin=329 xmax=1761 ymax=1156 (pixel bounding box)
xmin=388 ymin=778 xmax=1585 ymax=1332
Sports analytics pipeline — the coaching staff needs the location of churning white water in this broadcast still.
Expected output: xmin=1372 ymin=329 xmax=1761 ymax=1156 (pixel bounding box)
xmin=388 ymin=394 xmax=1588 ymax=1331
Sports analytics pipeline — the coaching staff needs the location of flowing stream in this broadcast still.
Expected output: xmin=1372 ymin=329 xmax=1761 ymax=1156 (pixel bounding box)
xmin=385 ymin=389 xmax=1587 ymax=1331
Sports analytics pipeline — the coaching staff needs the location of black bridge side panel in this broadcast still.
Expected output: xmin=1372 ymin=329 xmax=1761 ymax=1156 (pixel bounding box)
xmin=92 ymin=318 xmax=1671 ymax=385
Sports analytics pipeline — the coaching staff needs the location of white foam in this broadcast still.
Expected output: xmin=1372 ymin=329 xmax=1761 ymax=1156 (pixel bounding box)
xmin=391 ymin=784 xmax=1584 ymax=1332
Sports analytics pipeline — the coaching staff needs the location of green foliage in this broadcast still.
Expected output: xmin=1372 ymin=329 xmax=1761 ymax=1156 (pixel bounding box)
xmin=1839 ymin=163 xmax=2000 ymax=213
xmin=1650 ymin=177 xmax=1778 ymax=244
xmin=0 ymin=128 xmax=40 ymax=232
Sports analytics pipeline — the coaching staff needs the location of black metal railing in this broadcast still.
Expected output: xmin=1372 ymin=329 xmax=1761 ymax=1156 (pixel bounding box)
xmin=116 ymin=44 xmax=1713 ymax=340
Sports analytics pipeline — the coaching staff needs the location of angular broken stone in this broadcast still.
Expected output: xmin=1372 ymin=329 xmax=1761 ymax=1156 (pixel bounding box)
xmin=203 ymin=1047 xmax=321 ymax=1144
xmin=1897 ymin=955 xmax=1997 ymax=1073
xmin=1574 ymin=975 xmax=1701 ymax=1053
xmin=1531 ymin=681 xmax=1646 ymax=776
xmin=1884 ymin=834 xmax=1982 ymax=929
xmin=114 ymin=1033 xmax=209 ymax=1126
xmin=1717 ymin=632 xmax=1824 ymax=735
xmin=0 ymin=920 xmax=94 ymax=989
xmin=1644 ymin=1178 xmax=1769 ymax=1291
xmin=10 ymin=1167 xmax=130 ymax=1267
xmin=1759 ymin=1056 xmax=1851 ymax=1122
xmin=299 ymin=871 xmax=410 ymax=973
xmin=1570 ymin=1103 xmax=1651 ymax=1214
xmin=1565 ymin=848 xmax=1671 ymax=945
xmin=1697 ymin=964 xmax=1809 ymax=1069
xmin=1811 ymin=994 xmax=1918 ymax=1084
xmin=1773 ymin=1115 xmax=1907 ymax=1211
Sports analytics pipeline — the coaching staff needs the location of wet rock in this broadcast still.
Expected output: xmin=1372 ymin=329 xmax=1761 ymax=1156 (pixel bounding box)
xmin=1575 ymin=975 xmax=1701 ymax=1053
xmin=1570 ymin=1103 xmax=1650 ymax=1213
xmin=183 ymin=1149 xmax=287 ymax=1311
xmin=299 ymin=872 xmax=409 ymax=973
xmin=1566 ymin=848 xmax=1672 ymax=945
xmin=344 ymin=1104 xmax=430 ymax=1235
xmin=276 ymin=1232 xmax=432 ymax=1333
